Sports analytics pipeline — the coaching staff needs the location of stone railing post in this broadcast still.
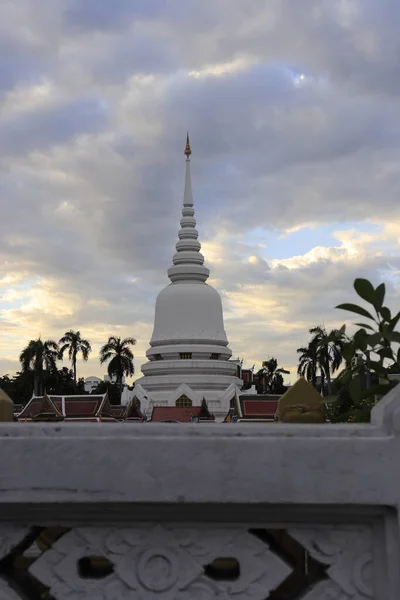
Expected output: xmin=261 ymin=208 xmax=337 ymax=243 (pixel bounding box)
xmin=0 ymin=384 xmax=399 ymax=598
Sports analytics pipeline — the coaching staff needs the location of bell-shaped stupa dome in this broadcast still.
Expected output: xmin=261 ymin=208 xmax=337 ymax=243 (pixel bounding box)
xmin=135 ymin=135 xmax=242 ymax=418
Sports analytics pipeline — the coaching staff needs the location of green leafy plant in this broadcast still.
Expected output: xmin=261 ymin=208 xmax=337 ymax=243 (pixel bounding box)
xmin=256 ymin=358 xmax=289 ymax=394
xmin=337 ymin=278 xmax=400 ymax=380
xmin=324 ymin=278 xmax=400 ymax=422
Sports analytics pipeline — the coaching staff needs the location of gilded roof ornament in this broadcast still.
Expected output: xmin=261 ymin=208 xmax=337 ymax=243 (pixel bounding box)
xmin=184 ymin=131 xmax=191 ymax=158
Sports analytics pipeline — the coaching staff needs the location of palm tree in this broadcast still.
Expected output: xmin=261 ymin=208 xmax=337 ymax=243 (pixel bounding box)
xmin=257 ymin=358 xmax=289 ymax=394
xmin=19 ymin=338 xmax=60 ymax=396
xmin=297 ymin=345 xmax=318 ymax=387
xmin=99 ymin=336 xmax=136 ymax=401
xmin=305 ymin=325 xmax=346 ymax=395
xmin=59 ymin=330 xmax=91 ymax=386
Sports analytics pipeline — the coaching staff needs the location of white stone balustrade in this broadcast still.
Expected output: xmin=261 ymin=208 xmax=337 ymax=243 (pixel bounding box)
xmin=1 ymin=384 xmax=400 ymax=598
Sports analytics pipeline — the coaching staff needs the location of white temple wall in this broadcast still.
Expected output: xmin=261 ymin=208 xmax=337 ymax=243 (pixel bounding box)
xmin=1 ymin=384 xmax=400 ymax=597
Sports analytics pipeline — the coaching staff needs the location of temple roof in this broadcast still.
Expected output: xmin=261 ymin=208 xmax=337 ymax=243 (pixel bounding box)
xmin=124 ymin=398 xmax=146 ymax=421
xmin=16 ymin=393 xmax=147 ymax=422
xmin=35 ymin=392 xmax=64 ymax=420
xmin=150 ymin=403 xmax=215 ymax=423
xmin=17 ymin=394 xmax=109 ymax=420
xmin=242 ymin=400 xmax=278 ymax=418
xmin=109 ymin=406 xmax=127 ymax=419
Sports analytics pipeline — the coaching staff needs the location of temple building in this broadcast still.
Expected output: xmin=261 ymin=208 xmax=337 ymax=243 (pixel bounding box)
xmin=14 ymin=392 xmax=219 ymax=423
xmin=134 ymin=135 xmax=243 ymax=421
xmin=15 ymin=392 xmax=145 ymax=423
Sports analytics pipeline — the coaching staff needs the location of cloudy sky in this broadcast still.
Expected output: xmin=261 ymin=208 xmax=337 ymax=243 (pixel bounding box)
xmin=1 ymin=0 xmax=400 ymax=385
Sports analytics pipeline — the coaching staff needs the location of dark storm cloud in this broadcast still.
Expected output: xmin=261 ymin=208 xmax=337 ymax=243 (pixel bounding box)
xmin=158 ymin=62 xmax=400 ymax=231
xmin=164 ymin=62 xmax=400 ymax=169
xmin=0 ymin=42 xmax=43 ymax=91
xmin=88 ymin=37 xmax=175 ymax=85
xmin=153 ymin=0 xmax=400 ymax=97
xmin=1 ymin=0 xmax=400 ymax=377
xmin=0 ymin=98 xmax=109 ymax=156
xmin=63 ymin=0 xmax=137 ymax=31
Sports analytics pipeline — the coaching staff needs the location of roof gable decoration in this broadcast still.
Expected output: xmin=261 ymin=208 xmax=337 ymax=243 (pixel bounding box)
xmin=198 ymin=398 xmax=214 ymax=421
xmin=97 ymin=392 xmax=111 ymax=418
xmin=218 ymin=383 xmax=242 ymax=402
xmin=125 ymin=397 xmax=146 ymax=421
xmin=224 ymin=392 xmax=242 ymax=422
xmin=233 ymin=391 xmax=241 ymax=418
xmin=17 ymin=396 xmax=40 ymax=420
xmin=223 ymin=411 xmax=238 ymax=423
xmin=168 ymin=383 xmax=202 ymax=406
xmin=218 ymin=384 xmax=243 ymax=417
xmin=34 ymin=392 xmax=63 ymax=420
xmin=108 ymin=406 xmax=127 ymax=420
xmin=131 ymin=383 xmax=151 ymax=403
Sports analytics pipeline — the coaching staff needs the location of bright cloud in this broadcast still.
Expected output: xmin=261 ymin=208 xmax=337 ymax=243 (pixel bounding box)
xmin=1 ymin=0 xmax=400 ymax=385
xmin=188 ymin=56 xmax=255 ymax=79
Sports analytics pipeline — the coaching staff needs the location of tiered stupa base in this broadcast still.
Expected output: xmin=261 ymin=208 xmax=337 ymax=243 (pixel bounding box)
xmin=136 ymin=135 xmax=243 ymax=422
xmin=132 ymin=380 xmax=242 ymax=422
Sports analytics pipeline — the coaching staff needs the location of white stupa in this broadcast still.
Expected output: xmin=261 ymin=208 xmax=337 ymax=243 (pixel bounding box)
xmin=134 ymin=135 xmax=243 ymax=420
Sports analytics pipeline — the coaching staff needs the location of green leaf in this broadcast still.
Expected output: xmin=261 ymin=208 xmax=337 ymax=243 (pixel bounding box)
xmin=334 ymin=368 xmax=353 ymax=388
xmin=343 ymin=344 xmax=356 ymax=363
xmin=374 ymin=283 xmax=386 ymax=310
xmin=360 ymin=384 xmax=390 ymax=399
xmin=367 ymin=360 xmax=389 ymax=376
xmin=323 ymin=395 xmax=339 ymax=405
xmin=336 ymin=303 xmax=375 ymax=320
xmin=366 ymin=332 xmax=382 ymax=347
xmin=354 ymin=323 xmax=375 ymax=331
xmin=381 ymin=331 xmax=400 ymax=344
xmin=379 ymin=321 xmax=388 ymax=332
xmin=390 ymin=311 xmax=400 ymax=331
xmin=348 ymin=376 xmax=362 ymax=403
xmin=377 ymin=347 xmax=394 ymax=360
xmin=380 ymin=306 xmax=392 ymax=322
xmin=354 ymin=278 xmax=377 ymax=305
xmin=354 ymin=329 xmax=368 ymax=352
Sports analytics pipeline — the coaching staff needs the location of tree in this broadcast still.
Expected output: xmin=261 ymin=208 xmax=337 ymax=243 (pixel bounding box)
xmin=324 ymin=277 xmax=400 ymax=422
xmin=59 ymin=330 xmax=91 ymax=386
xmin=92 ymin=380 xmax=120 ymax=405
xmin=99 ymin=336 xmax=136 ymax=402
xmin=45 ymin=367 xmax=87 ymax=395
xmin=76 ymin=377 xmax=86 ymax=394
xmin=256 ymin=358 xmax=289 ymax=394
xmin=296 ymin=345 xmax=318 ymax=387
xmin=0 ymin=372 xmax=34 ymax=406
xmin=0 ymin=375 xmax=14 ymax=397
xmin=300 ymin=325 xmax=345 ymax=394
xmin=325 ymin=364 xmax=379 ymax=423
xmin=19 ymin=339 xmax=60 ymax=396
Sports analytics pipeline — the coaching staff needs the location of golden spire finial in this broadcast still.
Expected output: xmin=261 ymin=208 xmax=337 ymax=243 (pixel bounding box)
xmin=184 ymin=131 xmax=191 ymax=159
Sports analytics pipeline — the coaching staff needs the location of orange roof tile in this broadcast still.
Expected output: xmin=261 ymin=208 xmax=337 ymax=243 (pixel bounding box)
xmin=242 ymin=400 xmax=278 ymax=417
xmin=150 ymin=406 xmax=214 ymax=423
